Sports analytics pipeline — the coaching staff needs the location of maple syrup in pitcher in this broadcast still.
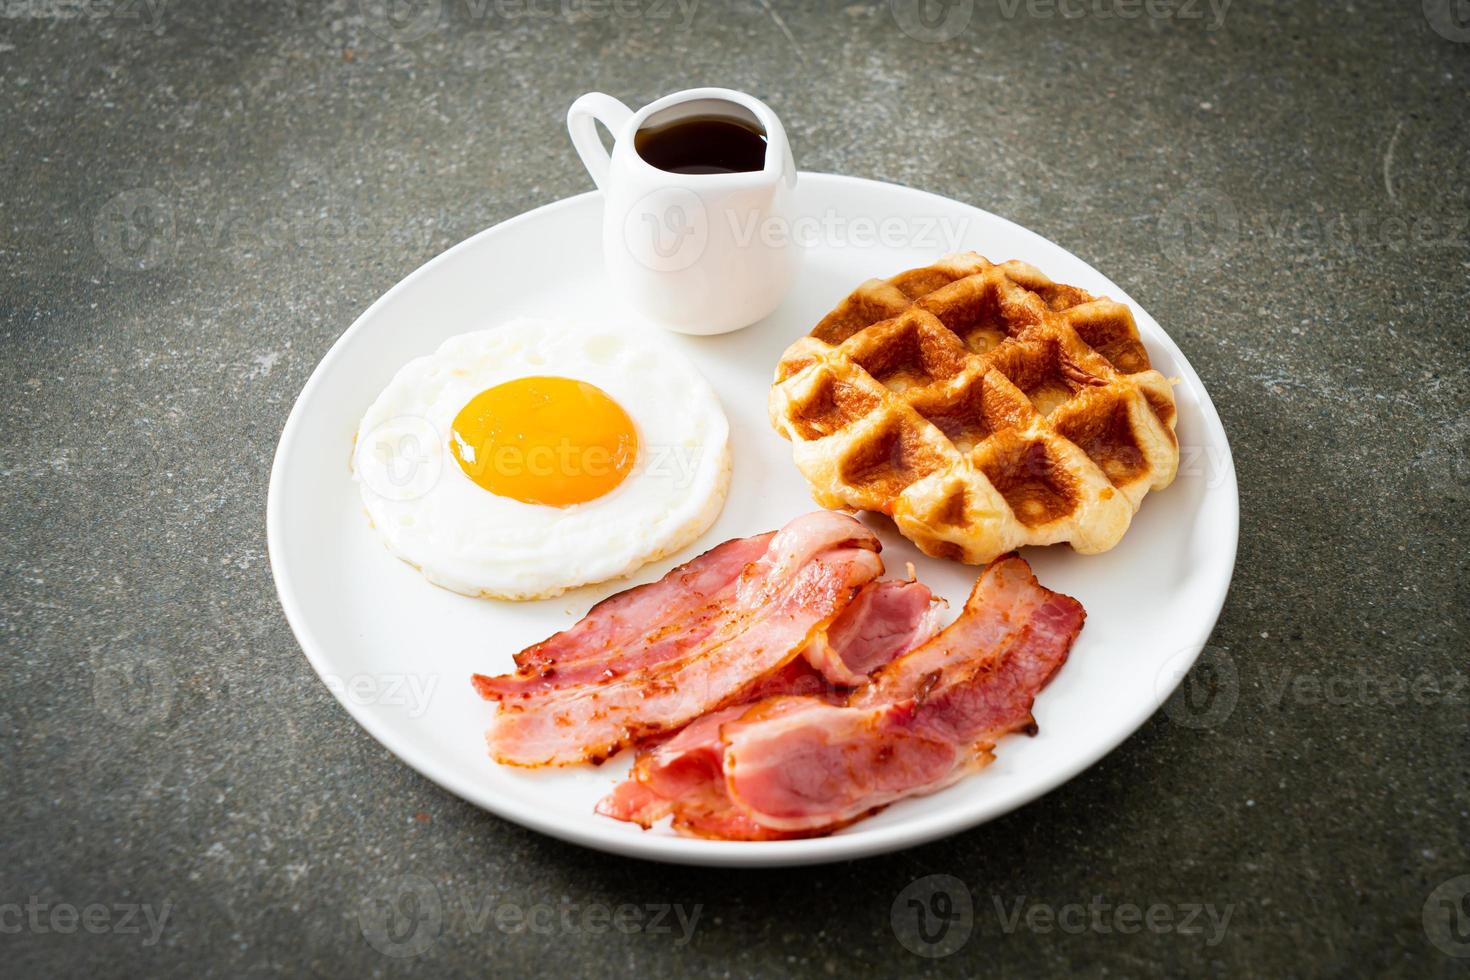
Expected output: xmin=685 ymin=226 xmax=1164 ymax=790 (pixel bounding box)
xmin=634 ymin=114 xmax=768 ymax=175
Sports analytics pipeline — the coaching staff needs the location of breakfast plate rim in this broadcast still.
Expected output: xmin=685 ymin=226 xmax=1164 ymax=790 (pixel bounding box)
xmin=267 ymin=172 xmax=1239 ymax=867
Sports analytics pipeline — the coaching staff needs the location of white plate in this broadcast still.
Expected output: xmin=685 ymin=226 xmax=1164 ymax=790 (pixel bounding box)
xmin=267 ymin=173 xmax=1238 ymax=867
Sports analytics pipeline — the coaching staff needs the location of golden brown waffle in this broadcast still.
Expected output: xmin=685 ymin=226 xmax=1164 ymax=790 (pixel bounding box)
xmin=769 ymin=252 xmax=1179 ymax=564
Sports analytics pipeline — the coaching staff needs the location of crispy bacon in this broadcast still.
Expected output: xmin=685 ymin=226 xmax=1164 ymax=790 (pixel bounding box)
xmin=597 ymin=554 xmax=1085 ymax=838
xmin=473 ymin=532 xmax=776 ymax=702
xmin=592 ymin=602 xmax=924 ymax=839
xmin=485 ymin=547 xmax=881 ymax=766
xmin=852 ymin=554 xmax=1059 ymax=708
xmin=800 ymin=579 xmax=944 ymax=686
xmin=723 ymin=582 xmax=1084 ymax=833
xmin=475 ymin=519 xmax=938 ymax=704
xmin=594 ymin=703 xmax=793 ymax=840
xmin=475 ymin=513 xmax=885 ymax=767
xmin=717 ymin=698 xmax=957 ymax=835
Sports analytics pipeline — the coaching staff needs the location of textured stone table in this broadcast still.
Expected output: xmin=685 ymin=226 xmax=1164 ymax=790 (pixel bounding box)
xmin=2 ymin=1 xmax=1467 ymax=975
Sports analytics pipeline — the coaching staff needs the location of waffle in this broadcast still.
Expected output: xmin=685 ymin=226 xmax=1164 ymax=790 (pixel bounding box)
xmin=769 ymin=252 xmax=1179 ymax=564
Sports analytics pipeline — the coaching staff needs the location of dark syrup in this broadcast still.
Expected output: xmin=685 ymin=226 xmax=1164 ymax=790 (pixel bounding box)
xmin=634 ymin=115 xmax=768 ymax=175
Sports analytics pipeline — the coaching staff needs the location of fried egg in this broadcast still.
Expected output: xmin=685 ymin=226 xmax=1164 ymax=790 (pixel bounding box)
xmin=353 ymin=318 xmax=731 ymax=600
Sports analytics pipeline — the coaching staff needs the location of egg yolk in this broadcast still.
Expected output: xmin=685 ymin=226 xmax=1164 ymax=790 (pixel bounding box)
xmin=450 ymin=376 xmax=638 ymax=507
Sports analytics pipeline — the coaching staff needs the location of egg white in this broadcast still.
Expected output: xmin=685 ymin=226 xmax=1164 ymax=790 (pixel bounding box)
xmin=353 ymin=318 xmax=731 ymax=600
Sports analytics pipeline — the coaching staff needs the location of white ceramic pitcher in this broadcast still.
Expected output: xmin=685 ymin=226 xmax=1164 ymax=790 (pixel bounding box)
xmin=567 ymin=87 xmax=798 ymax=335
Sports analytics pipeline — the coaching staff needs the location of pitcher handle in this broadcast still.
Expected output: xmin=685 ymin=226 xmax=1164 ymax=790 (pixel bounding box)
xmin=567 ymin=93 xmax=634 ymax=191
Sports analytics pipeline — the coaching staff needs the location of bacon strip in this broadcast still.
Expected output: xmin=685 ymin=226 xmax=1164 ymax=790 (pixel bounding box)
xmin=597 ymin=554 xmax=1085 ymax=838
xmin=723 ymin=581 xmax=1084 ymax=833
xmin=716 ymin=698 xmax=957 ymax=835
xmin=800 ymin=579 xmax=944 ymax=686
xmin=593 ymin=659 xmax=841 ymax=840
xmin=474 ymin=532 xmax=777 ymax=702
xmin=592 ymin=592 xmax=933 ymax=838
xmin=476 ymin=513 xmax=885 ymax=767
xmin=477 ymin=521 xmax=934 ymax=704
xmin=853 ymin=554 xmax=1056 ymax=708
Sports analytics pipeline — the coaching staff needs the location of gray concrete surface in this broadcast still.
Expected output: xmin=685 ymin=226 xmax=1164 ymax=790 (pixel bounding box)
xmin=2 ymin=0 xmax=1467 ymax=976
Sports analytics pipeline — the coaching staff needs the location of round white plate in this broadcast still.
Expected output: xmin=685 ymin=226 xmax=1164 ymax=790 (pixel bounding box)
xmin=268 ymin=173 xmax=1238 ymax=867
